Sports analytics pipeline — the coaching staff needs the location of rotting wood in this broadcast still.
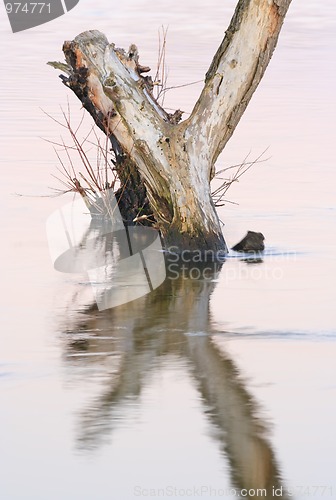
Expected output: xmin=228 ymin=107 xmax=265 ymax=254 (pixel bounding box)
xmin=49 ymin=0 xmax=292 ymax=253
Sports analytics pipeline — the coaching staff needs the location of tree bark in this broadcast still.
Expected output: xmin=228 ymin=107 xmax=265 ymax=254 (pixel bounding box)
xmin=49 ymin=0 xmax=291 ymax=253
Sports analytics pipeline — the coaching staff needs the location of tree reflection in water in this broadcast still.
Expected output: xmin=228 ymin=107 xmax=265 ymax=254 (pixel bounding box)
xmin=59 ymin=227 xmax=288 ymax=499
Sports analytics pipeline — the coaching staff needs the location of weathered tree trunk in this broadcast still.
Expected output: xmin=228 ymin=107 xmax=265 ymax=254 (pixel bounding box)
xmin=49 ymin=0 xmax=291 ymax=253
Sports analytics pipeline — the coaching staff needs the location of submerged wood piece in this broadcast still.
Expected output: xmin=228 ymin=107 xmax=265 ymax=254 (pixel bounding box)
xmin=232 ymin=231 xmax=265 ymax=252
xmin=50 ymin=0 xmax=292 ymax=252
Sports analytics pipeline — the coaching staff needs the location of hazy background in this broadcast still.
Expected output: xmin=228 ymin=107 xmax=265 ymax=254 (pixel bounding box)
xmin=0 ymin=1 xmax=335 ymax=499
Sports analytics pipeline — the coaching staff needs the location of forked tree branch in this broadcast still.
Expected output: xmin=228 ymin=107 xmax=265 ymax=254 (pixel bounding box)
xmin=49 ymin=0 xmax=292 ymax=251
xmin=185 ymin=0 xmax=292 ymax=174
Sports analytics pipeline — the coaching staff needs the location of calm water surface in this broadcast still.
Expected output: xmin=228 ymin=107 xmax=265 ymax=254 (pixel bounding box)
xmin=0 ymin=1 xmax=335 ymax=499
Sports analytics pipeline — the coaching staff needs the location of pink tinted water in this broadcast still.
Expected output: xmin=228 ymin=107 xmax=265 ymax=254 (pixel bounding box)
xmin=0 ymin=1 xmax=335 ymax=499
